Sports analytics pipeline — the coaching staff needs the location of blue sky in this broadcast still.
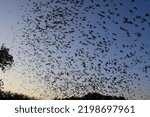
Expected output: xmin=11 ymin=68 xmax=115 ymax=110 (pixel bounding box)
xmin=0 ymin=0 xmax=150 ymax=99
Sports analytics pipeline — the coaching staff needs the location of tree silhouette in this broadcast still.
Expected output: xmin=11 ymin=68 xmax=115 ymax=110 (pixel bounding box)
xmin=61 ymin=92 xmax=125 ymax=100
xmin=0 ymin=44 xmax=14 ymax=91
xmin=0 ymin=45 xmax=34 ymax=99
xmin=0 ymin=44 xmax=14 ymax=72
xmin=0 ymin=91 xmax=35 ymax=100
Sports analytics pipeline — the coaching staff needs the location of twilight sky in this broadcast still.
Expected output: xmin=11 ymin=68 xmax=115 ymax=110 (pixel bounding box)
xmin=0 ymin=0 xmax=150 ymax=99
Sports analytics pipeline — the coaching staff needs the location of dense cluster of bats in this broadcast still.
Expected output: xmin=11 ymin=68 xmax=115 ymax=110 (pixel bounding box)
xmin=13 ymin=0 xmax=150 ymax=99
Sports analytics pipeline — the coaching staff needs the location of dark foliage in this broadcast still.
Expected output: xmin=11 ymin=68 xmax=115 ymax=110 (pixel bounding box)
xmin=0 ymin=91 xmax=124 ymax=100
xmin=58 ymin=92 xmax=125 ymax=100
xmin=0 ymin=45 xmax=14 ymax=92
xmin=0 ymin=91 xmax=35 ymax=100
xmin=0 ymin=44 xmax=14 ymax=71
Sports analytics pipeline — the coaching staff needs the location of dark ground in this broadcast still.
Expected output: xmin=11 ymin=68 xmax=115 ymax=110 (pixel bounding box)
xmin=0 ymin=91 xmax=125 ymax=100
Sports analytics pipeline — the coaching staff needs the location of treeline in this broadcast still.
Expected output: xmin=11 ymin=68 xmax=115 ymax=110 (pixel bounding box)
xmin=57 ymin=93 xmax=125 ymax=100
xmin=0 ymin=91 xmax=34 ymax=100
xmin=0 ymin=91 xmax=125 ymax=100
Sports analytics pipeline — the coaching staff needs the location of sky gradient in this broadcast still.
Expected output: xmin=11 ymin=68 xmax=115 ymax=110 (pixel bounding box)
xmin=0 ymin=0 xmax=150 ymax=99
